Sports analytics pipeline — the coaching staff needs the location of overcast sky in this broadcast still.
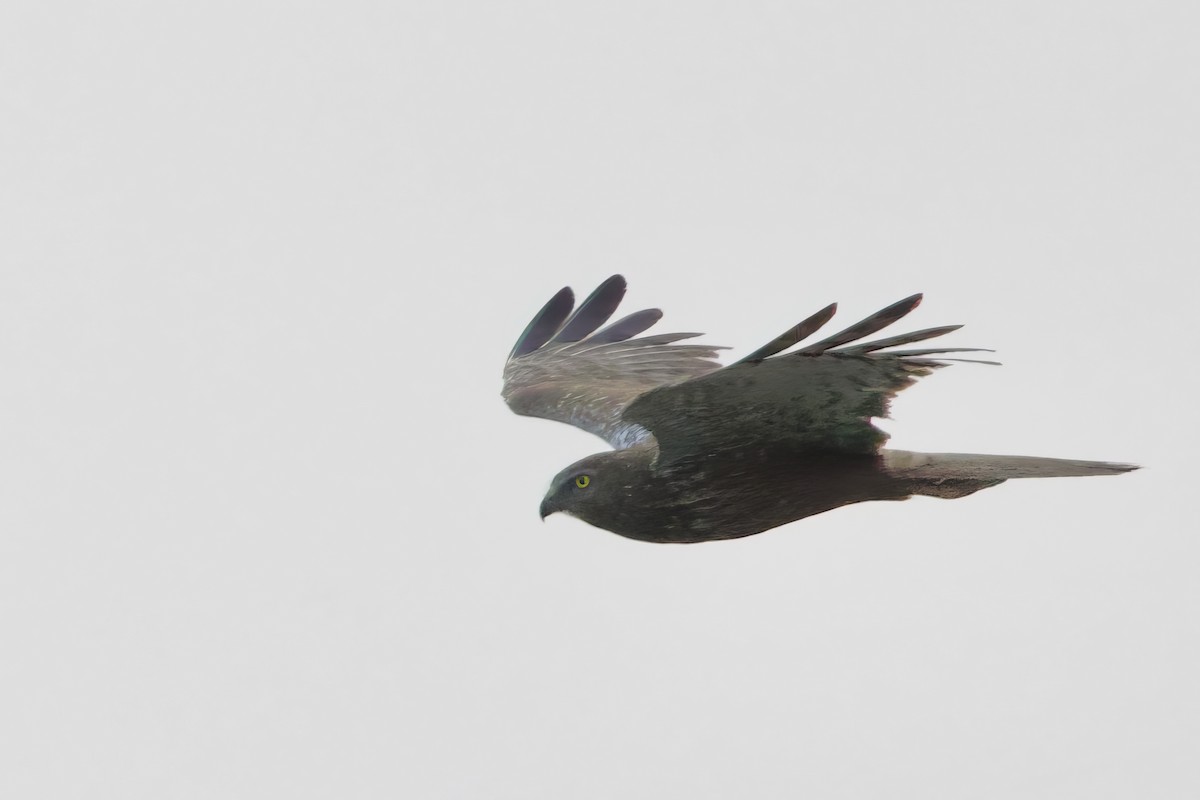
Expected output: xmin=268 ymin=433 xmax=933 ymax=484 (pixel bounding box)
xmin=1 ymin=2 xmax=1196 ymax=798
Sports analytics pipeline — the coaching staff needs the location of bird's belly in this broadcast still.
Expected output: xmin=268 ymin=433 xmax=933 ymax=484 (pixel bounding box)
xmin=606 ymin=454 xmax=907 ymax=543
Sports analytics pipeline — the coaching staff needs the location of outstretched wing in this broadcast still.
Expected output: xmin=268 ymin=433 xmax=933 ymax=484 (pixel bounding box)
xmin=502 ymin=275 xmax=726 ymax=448
xmin=622 ymin=294 xmax=995 ymax=467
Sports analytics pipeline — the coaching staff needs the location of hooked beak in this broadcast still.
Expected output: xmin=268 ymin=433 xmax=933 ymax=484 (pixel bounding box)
xmin=539 ymin=496 xmax=557 ymax=521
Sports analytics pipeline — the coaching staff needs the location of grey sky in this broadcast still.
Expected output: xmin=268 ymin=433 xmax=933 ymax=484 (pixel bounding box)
xmin=1 ymin=2 xmax=1196 ymax=798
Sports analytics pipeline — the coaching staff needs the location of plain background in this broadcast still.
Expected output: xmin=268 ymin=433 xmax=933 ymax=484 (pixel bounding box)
xmin=1 ymin=2 xmax=1196 ymax=798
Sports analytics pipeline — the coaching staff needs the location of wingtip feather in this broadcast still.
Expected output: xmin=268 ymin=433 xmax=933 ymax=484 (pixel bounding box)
xmin=508 ymin=285 xmax=575 ymax=359
xmin=552 ymin=275 xmax=628 ymax=343
xmin=797 ymin=293 xmax=926 ymax=356
xmin=736 ymin=302 xmax=838 ymax=364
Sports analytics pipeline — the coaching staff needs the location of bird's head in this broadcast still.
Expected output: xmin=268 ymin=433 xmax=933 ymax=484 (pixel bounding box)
xmin=539 ymin=451 xmax=635 ymax=524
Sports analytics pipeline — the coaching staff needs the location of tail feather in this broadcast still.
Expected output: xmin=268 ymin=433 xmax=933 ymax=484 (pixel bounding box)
xmin=882 ymin=449 xmax=1139 ymax=482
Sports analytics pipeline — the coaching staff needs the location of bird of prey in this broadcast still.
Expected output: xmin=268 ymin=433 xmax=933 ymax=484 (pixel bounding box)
xmin=502 ymin=275 xmax=1137 ymax=543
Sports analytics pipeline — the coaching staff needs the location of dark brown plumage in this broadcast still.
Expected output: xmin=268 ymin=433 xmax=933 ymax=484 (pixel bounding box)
xmin=502 ymin=276 xmax=1137 ymax=543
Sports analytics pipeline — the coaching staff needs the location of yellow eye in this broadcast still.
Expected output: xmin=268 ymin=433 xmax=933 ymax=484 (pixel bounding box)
xmin=574 ymin=475 xmax=591 ymax=489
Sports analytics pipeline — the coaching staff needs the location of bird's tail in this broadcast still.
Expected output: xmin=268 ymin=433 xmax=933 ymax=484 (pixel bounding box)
xmin=881 ymin=449 xmax=1139 ymax=499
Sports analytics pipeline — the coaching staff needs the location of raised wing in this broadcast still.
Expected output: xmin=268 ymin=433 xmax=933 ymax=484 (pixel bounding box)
xmin=503 ymin=275 xmax=726 ymax=448
xmin=622 ymin=294 xmax=995 ymax=467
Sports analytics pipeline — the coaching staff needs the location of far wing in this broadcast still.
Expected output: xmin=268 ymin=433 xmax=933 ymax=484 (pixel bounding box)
xmin=502 ymin=275 xmax=725 ymax=448
xmin=622 ymin=294 xmax=995 ymax=467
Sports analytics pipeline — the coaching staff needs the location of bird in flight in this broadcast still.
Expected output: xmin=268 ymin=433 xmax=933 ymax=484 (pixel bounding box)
xmin=502 ymin=276 xmax=1136 ymax=543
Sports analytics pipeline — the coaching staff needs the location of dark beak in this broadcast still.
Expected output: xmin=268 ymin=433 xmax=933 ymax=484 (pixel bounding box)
xmin=539 ymin=496 xmax=556 ymax=521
